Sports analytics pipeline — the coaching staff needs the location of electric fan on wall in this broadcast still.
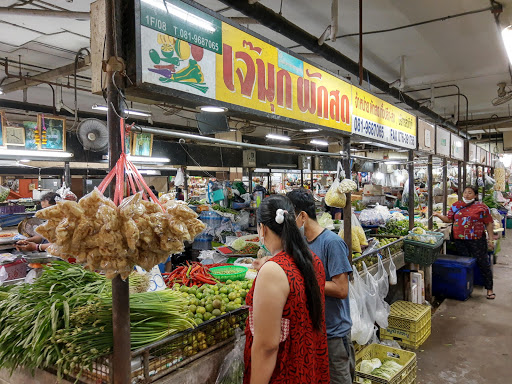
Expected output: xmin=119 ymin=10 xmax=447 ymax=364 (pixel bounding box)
xmin=77 ymin=119 xmax=109 ymax=151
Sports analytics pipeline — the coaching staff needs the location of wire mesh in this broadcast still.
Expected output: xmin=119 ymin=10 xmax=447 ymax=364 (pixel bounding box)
xmin=59 ymin=307 xmax=248 ymax=384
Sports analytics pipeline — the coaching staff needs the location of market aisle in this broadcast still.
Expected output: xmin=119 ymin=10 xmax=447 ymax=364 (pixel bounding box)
xmin=416 ymin=236 xmax=512 ymax=383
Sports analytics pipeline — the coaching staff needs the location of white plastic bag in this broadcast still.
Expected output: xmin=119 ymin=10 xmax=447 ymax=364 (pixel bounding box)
xmin=389 ymin=254 xmax=397 ymax=285
xmin=216 ymin=329 xmax=245 ymax=384
xmin=351 ymin=267 xmax=374 ymax=345
xmin=363 ymin=261 xmax=389 ymax=329
xmin=175 ymin=168 xmax=185 ymax=187
xmin=375 ymin=255 xmax=389 ymax=299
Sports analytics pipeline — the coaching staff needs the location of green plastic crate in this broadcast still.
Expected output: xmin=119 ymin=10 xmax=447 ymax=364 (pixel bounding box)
xmin=403 ymin=232 xmax=444 ymax=265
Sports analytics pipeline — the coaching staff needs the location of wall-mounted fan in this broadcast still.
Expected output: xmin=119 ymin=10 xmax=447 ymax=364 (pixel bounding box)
xmin=492 ymin=82 xmax=512 ymax=106
xmin=77 ymin=119 xmax=109 ymax=151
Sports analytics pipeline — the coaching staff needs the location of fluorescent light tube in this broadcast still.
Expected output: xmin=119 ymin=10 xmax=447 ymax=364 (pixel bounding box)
xmin=502 ymin=26 xmax=512 ymax=65
xmin=302 ymin=128 xmax=320 ymax=133
xmin=128 ymin=155 xmax=170 ymax=163
xmin=0 ymin=149 xmax=73 ymax=158
xmin=92 ymin=104 xmax=151 ymax=117
xmin=142 ymin=0 xmax=216 ymax=33
xmin=310 ymin=139 xmax=329 ymax=146
xmin=266 ymin=133 xmax=291 ymax=141
xmin=200 ymin=106 xmax=227 ymax=112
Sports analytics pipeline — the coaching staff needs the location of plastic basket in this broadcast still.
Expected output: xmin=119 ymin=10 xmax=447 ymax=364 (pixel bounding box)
xmin=209 ymin=265 xmax=248 ymax=282
xmin=355 ymin=344 xmax=417 ymax=384
xmin=403 ymin=232 xmax=444 ymax=265
xmin=381 ymin=326 xmax=431 ymax=350
xmin=385 ymin=301 xmax=431 ymax=333
xmin=406 ymin=230 xmax=444 ymax=245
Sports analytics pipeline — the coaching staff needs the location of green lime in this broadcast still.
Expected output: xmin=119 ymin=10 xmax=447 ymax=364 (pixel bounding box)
xmin=189 ymin=305 xmax=197 ymax=314
xmin=195 ymin=318 xmax=203 ymax=325
xmin=240 ymin=290 xmax=247 ymax=298
xmin=228 ymin=292 xmax=237 ymax=301
xmin=203 ymin=312 xmax=212 ymax=321
xmin=180 ymin=285 xmax=189 ymax=293
xmin=226 ymin=280 xmax=233 ymax=284
xmin=205 ymin=304 xmax=214 ymax=313
xmin=226 ymin=303 xmax=236 ymax=312
xmin=194 ymin=313 xmax=203 ymax=320
xmin=195 ymin=292 xmax=203 ymax=300
xmin=234 ymin=298 xmax=242 ymax=305
xmin=223 ymin=297 xmax=230 ymax=304
xmin=212 ymin=308 xmax=221 ymax=317
xmin=219 ymin=287 xmax=228 ymax=294
xmin=212 ymin=299 xmax=222 ymax=309
xmin=196 ymin=306 xmax=206 ymax=315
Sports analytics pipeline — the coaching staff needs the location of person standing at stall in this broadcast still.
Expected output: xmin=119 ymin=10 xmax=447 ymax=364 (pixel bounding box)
xmin=16 ymin=192 xmax=59 ymax=248
xmin=287 ymin=188 xmax=354 ymax=384
xmin=434 ymin=186 xmax=496 ymax=299
xmin=244 ymin=195 xmax=329 ymax=384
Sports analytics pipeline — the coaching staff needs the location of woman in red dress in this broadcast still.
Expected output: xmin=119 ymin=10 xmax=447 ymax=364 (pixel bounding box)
xmin=244 ymin=195 xmax=329 ymax=384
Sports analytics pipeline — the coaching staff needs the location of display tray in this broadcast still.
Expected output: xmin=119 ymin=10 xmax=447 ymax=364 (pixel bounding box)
xmin=0 ymin=233 xmax=17 ymax=245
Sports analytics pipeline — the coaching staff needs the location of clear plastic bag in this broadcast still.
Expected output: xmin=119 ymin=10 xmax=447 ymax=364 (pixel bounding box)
xmin=389 ymin=254 xmax=397 ymax=285
xmin=325 ymin=178 xmax=346 ymax=208
xmin=363 ymin=261 xmax=389 ymax=329
xmin=216 ymin=328 xmax=245 ymax=384
xmin=175 ymin=168 xmax=185 ymax=187
xmin=351 ymin=267 xmax=374 ymax=345
xmin=359 ymin=208 xmax=385 ymax=226
xmin=375 ymin=255 xmax=389 ymax=299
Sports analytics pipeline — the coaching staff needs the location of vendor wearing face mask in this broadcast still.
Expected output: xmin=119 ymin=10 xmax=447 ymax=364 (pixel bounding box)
xmin=434 ymin=186 xmax=496 ymax=300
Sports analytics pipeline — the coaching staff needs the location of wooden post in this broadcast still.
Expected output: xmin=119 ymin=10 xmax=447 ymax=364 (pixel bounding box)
xmin=343 ymin=137 xmax=352 ymax=263
xmin=462 ymin=161 xmax=467 ymax=191
xmin=457 ymin=161 xmax=462 ymax=200
xmin=105 ymin=0 xmax=130 ymax=383
xmin=408 ymin=150 xmax=414 ymax=230
xmin=427 ymin=155 xmax=433 ymax=230
xmin=442 ymin=158 xmax=448 ymax=216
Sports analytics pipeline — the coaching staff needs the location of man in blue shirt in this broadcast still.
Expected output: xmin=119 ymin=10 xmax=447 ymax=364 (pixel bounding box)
xmin=287 ymin=189 xmax=354 ymax=384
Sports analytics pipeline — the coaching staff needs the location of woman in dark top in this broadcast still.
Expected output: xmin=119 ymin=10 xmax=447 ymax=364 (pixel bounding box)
xmin=434 ymin=186 xmax=496 ymax=299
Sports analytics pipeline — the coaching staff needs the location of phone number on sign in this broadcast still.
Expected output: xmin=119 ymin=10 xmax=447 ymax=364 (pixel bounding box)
xmin=172 ymin=27 xmax=219 ymax=51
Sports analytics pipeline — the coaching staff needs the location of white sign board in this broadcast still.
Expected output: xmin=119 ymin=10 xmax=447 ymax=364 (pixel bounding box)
xmin=418 ymin=119 xmax=435 ymax=153
xmin=450 ymin=134 xmax=464 ymax=160
xmin=436 ymin=127 xmax=450 ymax=157
xmin=468 ymin=143 xmax=477 ymax=163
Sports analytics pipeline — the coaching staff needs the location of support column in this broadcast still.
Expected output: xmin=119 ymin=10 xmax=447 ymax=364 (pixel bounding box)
xmin=457 ymin=161 xmax=462 ymax=200
xmin=183 ymin=167 xmax=188 ymax=201
xmin=310 ymin=157 xmax=314 ymax=190
xmin=442 ymin=158 xmax=448 ymax=216
xmin=268 ymin=169 xmax=271 ymax=194
xmin=300 ymin=169 xmax=304 ymax=188
xmin=482 ymin=167 xmax=486 ymax=201
xmin=248 ymin=168 xmax=253 ymax=194
xmin=408 ymin=150 xmax=414 ymax=230
xmin=64 ymin=161 xmax=71 ymax=187
xmin=462 ymin=161 xmax=467 ymax=191
xmin=342 ymin=137 xmax=352 ymax=263
xmin=427 ymin=155 xmax=433 ymax=230
xmin=106 ymin=0 xmax=130 ymax=383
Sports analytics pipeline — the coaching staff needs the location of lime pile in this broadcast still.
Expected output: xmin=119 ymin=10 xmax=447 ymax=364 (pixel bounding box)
xmin=172 ymin=280 xmax=252 ymax=325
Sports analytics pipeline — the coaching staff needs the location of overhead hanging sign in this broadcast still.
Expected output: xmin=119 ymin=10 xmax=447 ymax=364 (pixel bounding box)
xmin=138 ymin=0 xmax=351 ymax=133
xmin=417 ymin=119 xmax=435 ymax=153
xmin=450 ymin=133 xmax=464 ymax=161
xmin=435 ymin=126 xmax=450 ymax=157
xmin=351 ymin=88 xmax=416 ymax=149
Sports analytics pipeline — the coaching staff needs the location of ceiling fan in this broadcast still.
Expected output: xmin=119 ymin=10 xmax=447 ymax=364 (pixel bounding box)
xmin=492 ymin=82 xmax=512 ymax=106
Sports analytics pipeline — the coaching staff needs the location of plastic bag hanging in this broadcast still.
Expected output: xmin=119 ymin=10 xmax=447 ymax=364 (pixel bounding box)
xmin=325 ymin=162 xmax=347 ymax=208
xmin=175 ymin=168 xmax=185 ymax=187
xmin=389 ymin=248 xmax=397 ymax=285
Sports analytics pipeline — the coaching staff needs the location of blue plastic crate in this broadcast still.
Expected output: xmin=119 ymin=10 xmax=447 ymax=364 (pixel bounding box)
xmin=432 ymin=255 xmax=475 ymax=301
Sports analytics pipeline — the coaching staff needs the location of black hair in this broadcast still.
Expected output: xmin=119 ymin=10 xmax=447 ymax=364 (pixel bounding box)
xmin=464 ymin=185 xmax=479 ymax=201
xmin=257 ymin=195 xmax=323 ymax=331
xmin=41 ymin=192 xmax=59 ymax=205
xmin=286 ymin=188 xmax=317 ymax=220
xmin=176 ymin=187 xmax=183 ymax=193
xmin=149 ymin=185 xmax=156 ymax=189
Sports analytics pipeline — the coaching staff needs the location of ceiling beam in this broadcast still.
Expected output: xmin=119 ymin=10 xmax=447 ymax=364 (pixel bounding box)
xmin=215 ymin=0 xmax=462 ymax=135
xmin=0 ymin=7 xmax=89 ymax=20
xmin=1 ymin=56 xmax=91 ymax=93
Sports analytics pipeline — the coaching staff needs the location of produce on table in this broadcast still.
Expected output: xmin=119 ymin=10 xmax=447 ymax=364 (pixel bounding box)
xmin=55 ymin=289 xmax=195 ymax=377
xmin=0 ymin=262 xmax=110 ymax=374
xmin=407 ymin=229 xmax=440 ymax=245
xmin=231 ymin=238 xmax=247 ymax=251
xmin=212 ymin=204 xmax=238 ymax=215
xmin=36 ymin=190 xmax=205 ymax=279
xmin=238 ymin=242 xmax=260 ymax=255
xmin=0 ymin=186 xmax=9 ymax=202
xmin=164 ymin=262 xmax=218 ymax=287
xmin=377 ymin=220 xmax=436 ymax=236
xmin=483 ymin=192 xmax=498 ymax=209
xmin=318 ymin=212 xmax=335 ymax=229
xmin=353 ymin=256 xmax=379 ymax=272
xmin=175 ymin=279 xmax=251 ymax=324
xmin=377 ymin=238 xmax=403 ymax=255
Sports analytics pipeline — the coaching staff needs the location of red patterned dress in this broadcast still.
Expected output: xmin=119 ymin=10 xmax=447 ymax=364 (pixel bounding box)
xmin=243 ymin=251 xmax=330 ymax=384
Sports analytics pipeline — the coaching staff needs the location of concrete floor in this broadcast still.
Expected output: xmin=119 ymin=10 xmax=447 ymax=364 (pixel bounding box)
xmin=417 ymin=235 xmax=512 ymax=383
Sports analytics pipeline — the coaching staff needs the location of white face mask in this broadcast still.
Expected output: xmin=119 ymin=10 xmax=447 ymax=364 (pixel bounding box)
xmin=462 ymin=197 xmax=475 ymax=204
